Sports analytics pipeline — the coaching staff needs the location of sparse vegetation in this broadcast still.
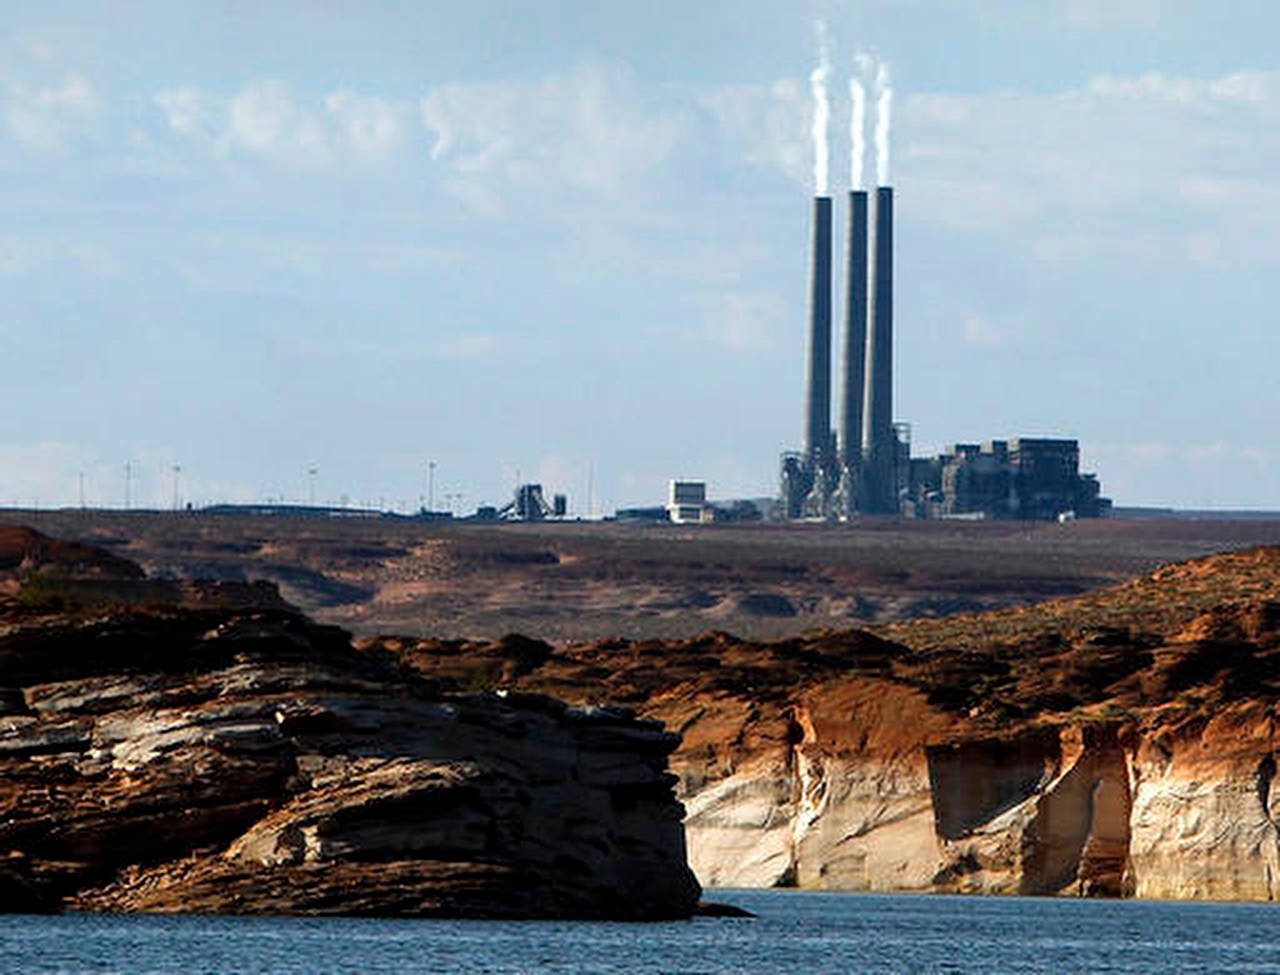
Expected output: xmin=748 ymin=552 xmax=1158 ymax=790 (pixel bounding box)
xmin=8 ymin=508 xmax=1280 ymax=643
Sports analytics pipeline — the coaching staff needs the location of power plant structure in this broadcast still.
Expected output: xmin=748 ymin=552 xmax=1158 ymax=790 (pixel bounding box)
xmin=495 ymin=483 xmax=567 ymax=521
xmin=781 ymin=184 xmax=901 ymax=519
xmin=779 ymin=185 xmax=1109 ymax=522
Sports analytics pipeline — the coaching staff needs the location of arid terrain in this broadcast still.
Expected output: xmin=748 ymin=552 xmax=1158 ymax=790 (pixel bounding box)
xmin=9 ymin=517 xmax=1280 ymax=901
xmin=375 ymin=542 xmax=1280 ymax=899
xmin=8 ymin=508 xmax=1280 ymax=642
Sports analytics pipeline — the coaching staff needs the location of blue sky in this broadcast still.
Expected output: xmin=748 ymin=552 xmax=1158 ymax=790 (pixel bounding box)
xmin=3 ymin=0 xmax=1279 ymax=512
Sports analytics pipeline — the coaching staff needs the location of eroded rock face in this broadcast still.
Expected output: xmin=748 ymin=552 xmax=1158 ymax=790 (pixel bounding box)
xmin=13 ymin=526 xmax=1280 ymax=904
xmin=0 ymin=609 xmax=699 ymax=918
xmin=680 ymin=680 xmax=955 ymax=892
xmin=376 ymin=545 xmax=1280 ymax=901
xmin=1127 ymin=704 xmax=1280 ymax=901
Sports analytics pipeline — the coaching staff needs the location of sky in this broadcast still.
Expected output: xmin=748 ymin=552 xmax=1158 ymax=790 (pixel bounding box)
xmin=2 ymin=0 xmax=1279 ymax=512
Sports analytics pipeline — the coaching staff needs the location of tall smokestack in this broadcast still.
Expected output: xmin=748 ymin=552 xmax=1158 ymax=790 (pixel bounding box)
xmin=840 ymin=189 xmax=869 ymax=472
xmin=804 ymin=195 xmax=834 ymax=465
xmin=861 ymin=185 xmax=893 ymax=512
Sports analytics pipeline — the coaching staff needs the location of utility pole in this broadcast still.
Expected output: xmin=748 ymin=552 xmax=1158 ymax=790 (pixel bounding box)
xmin=79 ymin=471 xmax=85 ymax=510
xmin=427 ymin=460 xmax=436 ymax=513
xmin=172 ymin=465 xmax=181 ymax=511
xmin=308 ymin=467 xmax=318 ymax=507
xmin=124 ymin=462 xmax=131 ymax=511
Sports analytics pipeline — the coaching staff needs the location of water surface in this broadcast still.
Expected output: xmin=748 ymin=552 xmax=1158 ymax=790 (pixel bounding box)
xmin=5 ymin=890 xmax=1279 ymax=973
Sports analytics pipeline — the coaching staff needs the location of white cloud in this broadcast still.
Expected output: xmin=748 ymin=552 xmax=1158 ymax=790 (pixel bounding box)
xmin=154 ymin=86 xmax=222 ymax=141
xmin=695 ymin=63 xmax=1280 ymax=285
xmin=3 ymin=70 xmax=103 ymax=151
xmin=324 ymin=90 xmax=403 ymax=160
xmin=150 ymin=80 xmax=427 ymax=167
xmin=1241 ymin=445 xmax=1273 ymax=466
xmin=228 ymin=80 xmax=329 ymax=164
xmin=1086 ymin=70 xmax=1277 ymax=105
xmin=37 ymin=72 xmax=101 ymax=112
xmin=697 ymin=78 xmax=809 ymax=187
xmin=898 ymin=68 xmax=1280 ymax=269
xmin=30 ymin=61 xmax=1278 ymax=282
xmin=419 ymin=64 xmax=692 ymax=212
xmin=1211 ymin=70 xmax=1275 ymax=104
xmin=152 ymin=82 xmax=412 ymax=167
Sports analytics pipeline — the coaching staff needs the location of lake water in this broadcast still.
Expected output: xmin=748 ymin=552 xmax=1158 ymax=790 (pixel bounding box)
xmin=5 ymin=890 xmax=1280 ymax=973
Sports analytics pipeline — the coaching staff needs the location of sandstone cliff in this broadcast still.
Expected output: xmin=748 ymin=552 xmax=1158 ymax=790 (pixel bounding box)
xmin=378 ymin=544 xmax=1280 ymax=900
xmin=0 ymin=539 xmax=700 ymax=918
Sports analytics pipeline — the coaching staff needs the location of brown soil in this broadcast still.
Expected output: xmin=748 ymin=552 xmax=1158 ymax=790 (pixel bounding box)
xmin=369 ymin=543 xmax=1280 ymax=755
xmin=9 ymin=509 xmax=1280 ymax=642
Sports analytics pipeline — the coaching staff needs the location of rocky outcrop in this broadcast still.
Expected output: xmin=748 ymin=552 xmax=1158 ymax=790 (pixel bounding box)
xmin=925 ymin=723 xmax=1133 ymax=897
xmin=0 ymin=606 xmax=699 ymax=918
xmin=14 ymin=522 xmax=1280 ymax=904
xmin=680 ymin=679 xmax=955 ymax=892
xmin=1 ymin=524 xmax=290 ymax=614
xmin=377 ymin=544 xmax=1280 ymax=901
xmin=0 ymin=524 xmax=145 ymax=581
xmin=1126 ymin=703 xmax=1280 ymax=901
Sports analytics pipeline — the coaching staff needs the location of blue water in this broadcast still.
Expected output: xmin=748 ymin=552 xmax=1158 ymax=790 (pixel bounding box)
xmin=5 ymin=890 xmax=1280 ymax=974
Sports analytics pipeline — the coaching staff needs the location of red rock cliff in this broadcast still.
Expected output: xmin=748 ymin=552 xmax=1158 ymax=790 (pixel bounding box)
xmin=380 ymin=544 xmax=1280 ymax=899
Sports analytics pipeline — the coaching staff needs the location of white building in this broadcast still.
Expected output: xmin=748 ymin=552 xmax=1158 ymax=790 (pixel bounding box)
xmin=667 ymin=479 xmax=713 ymax=524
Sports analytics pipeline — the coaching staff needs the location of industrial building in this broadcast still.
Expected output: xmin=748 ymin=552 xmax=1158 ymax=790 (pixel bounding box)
xmin=496 ymin=484 xmax=567 ymax=521
xmin=905 ymin=439 xmax=1110 ymax=520
xmin=667 ymin=480 xmax=713 ymax=524
xmin=778 ymin=186 xmax=1109 ymax=522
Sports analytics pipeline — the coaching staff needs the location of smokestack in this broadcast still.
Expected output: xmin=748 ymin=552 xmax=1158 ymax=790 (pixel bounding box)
xmin=861 ymin=185 xmax=893 ymax=512
xmin=840 ymin=189 xmax=869 ymax=471
xmin=804 ymin=195 xmax=834 ymax=465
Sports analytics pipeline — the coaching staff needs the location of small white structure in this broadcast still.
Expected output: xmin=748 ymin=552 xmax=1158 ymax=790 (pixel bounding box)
xmin=667 ymin=479 xmax=713 ymax=524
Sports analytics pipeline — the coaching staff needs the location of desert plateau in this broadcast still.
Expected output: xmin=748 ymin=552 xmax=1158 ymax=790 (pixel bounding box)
xmin=10 ymin=508 xmax=1280 ymax=641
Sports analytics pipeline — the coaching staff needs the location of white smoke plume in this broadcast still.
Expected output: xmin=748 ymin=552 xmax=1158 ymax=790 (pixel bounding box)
xmin=810 ymin=20 xmax=830 ymax=195
xmin=849 ymin=74 xmax=866 ymax=190
xmin=874 ymin=60 xmax=892 ymax=186
xmin=850 ymin=53 xmax=874 ymax=190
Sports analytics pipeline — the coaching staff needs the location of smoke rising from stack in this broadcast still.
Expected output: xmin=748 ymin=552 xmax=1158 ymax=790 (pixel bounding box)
xmin=874 ymin=62 xmax=892 ymax=186
xmin=810 ymin=21 xmax=831 ymax=195
xmin=849 ymin=76 xmax=866 ymax=191
xmin=785 ymin=34 xmax=896 ymax=520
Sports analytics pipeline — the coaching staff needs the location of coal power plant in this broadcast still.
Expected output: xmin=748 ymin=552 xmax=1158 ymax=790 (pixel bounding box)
xmin=778 ymin=183 xmax=1109 ymax=522
xmin=780 ymin=184 xmax=899 ymax=519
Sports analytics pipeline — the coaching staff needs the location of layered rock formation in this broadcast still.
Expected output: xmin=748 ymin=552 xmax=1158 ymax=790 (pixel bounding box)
xmin=13 ymin=520 xmax=1280 ymax=904
xmin=0 ymin=536 xmax=700 ymax=918
xmin=379 ymin=544 xmax=1280 ymax=900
